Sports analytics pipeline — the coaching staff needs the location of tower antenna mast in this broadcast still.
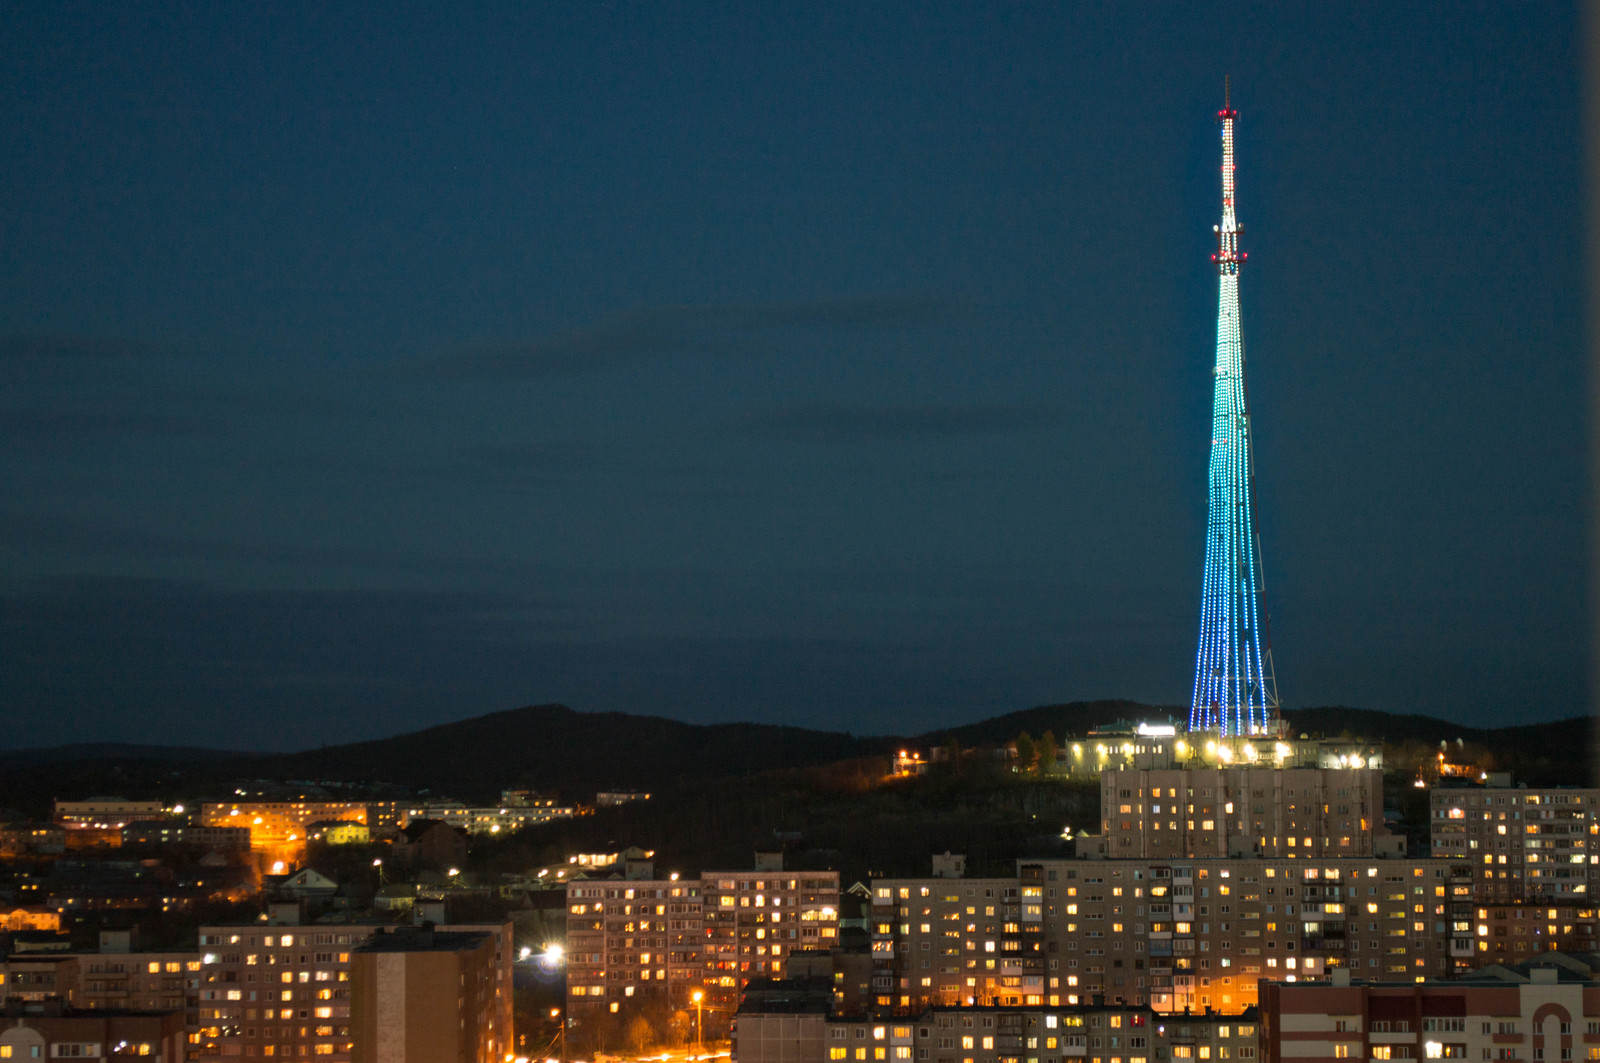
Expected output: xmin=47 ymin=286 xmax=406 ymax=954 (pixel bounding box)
xmin=1190 ymin=80 xmax=1281 ymax=737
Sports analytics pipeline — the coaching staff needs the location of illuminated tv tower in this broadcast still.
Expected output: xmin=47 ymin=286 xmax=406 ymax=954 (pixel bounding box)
xmin=1190 ymin=79 xmax=1279 ymax=736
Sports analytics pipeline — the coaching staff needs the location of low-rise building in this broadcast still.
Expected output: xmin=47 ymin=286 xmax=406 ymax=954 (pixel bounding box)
xmin=595 ymin=792 xmax=652 ymax=808
xmin=0 ymin=908 xmax=60 ymax=933
xmin=392 ymin=820 xmax=467 ymax=870
xmin=53 ymin=799 xmax=165 ymax=827
xmin=0 ymin=823 xmax=66 ymax=855
xmin=1260 ymin=953 xmax=1600 ymax=1063
xmin=398 ymin=803 xmax=576 ymax=835
xmin=0 ymin=1003 xmax=186 ymax=1063
xmin=122 ymin=821 xmax=252 ymax=851
xmin=307 ymin=820 xmax=370 ymax=845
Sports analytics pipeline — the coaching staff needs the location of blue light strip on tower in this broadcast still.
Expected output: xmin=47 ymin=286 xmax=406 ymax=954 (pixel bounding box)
xmin=1190 ymin=98 xmax=1279 ymax=736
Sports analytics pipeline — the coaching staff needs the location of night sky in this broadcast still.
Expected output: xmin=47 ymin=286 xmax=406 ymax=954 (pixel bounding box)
xmin=0 ymin=3 xmax=1582 ymax=750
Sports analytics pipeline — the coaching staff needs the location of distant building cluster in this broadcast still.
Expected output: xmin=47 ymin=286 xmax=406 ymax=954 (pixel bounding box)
xmin=0 ymin=909 xmax=513 ymax=1063
xmin=6 ymin=720 xmax=1600 ymax=1063
xmin=728 ymin=734 xmax=1600 ymax=1063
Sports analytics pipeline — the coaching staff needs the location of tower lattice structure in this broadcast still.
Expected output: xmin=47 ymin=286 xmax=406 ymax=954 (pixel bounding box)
xmin=1190 ymin=84 xmax=1279 ymax=736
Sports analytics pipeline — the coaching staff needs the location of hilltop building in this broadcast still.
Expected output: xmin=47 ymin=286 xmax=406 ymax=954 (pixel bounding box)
xmin=398 ymin=801 xmax=575 ymax=835
xmin=53 ymin=799 xmax=166 ymax=828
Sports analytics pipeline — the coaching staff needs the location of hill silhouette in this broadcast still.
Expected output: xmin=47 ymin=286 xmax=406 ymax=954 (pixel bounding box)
xmin=262 ymin=703 xmax=889 ymax=802
xmin=0 ymin=701 xmax=1586 ymax=811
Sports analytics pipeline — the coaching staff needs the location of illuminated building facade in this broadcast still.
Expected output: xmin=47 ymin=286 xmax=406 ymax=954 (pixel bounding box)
xmin=866 ymin=858 xmax=1471 ymax=1018
xmin=397 ymin=803 xmax=575 ymax=835
xmin=1457 ymin=904 xmax=1599 ymax=972
xmin=53 ymin=799 xmax=165 ymax=828
xmin=192 ymin=918 xmax=512 ymax=1062
xmin=564 ymin=877 xmax=706 ymax=1021
xmin=0 ymin=907 xmax=60 ymax=933
xmin=121 ymin=822 xmax=252 ymax=851
xmin=1191 ymin=87 xmax=1278 ymax=737
xmin=732 ymin=1003 xmax=1256 ymax=1063
xmin=1060 ymin=726 xmax=1382 ymax=778
xmin=701 ymin=870 xmax=842 ymax=1013
xmin=199 ymin=801 xmax=369 ymax=873
xmin=1429 ymin=786 xmax=1600 ymax=903
xmin=867 ymin=877 xmax=1044 ymax=1012
xmin=563 ymin=866 xmax=841 ymax=1033
xmin=77 ymin=952 xmax=203 ymax=1016
xmin=1096 ymin=768 xmax=1397 ymax=860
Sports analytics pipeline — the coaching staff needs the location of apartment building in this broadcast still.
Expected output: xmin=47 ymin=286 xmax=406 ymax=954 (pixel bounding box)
xmin=122 ymin=821 xmax=252 ymax=851
xmin=702 ymin=868 xmax=842 ymax=1005
xmin=867 ymin=877 xmax=1044 ymax=1012
xmin=734 ymin=997 xmax=1258 ymax=1063
xmin=349 ymin=927 xmax=503 ymax=1063
xmin=78 ymin=951 xmax=202 ymax=1017
xmin=193 ymin=918 xmax=513 ymax=1062
xmin=53 ymin=799 xmax=165 ymax=827
xmin=868 ymin=859 xmax=1473 ymax=1019
xmin=565 ymin=877 xmax=705 ymax=1021
xmin=397 ymin=803 xmax=576 ymax=835
xmin=1260 ymin=956 xmax=1600 ymax=1063
xmin=564 ymin=863 xmax=841 ymax=1031
xmin=0 ymin=955 xmax=79 ymax=1003
xmin=1457 ymin=904 xmax=1600 ymax=971
xmin=1098 ymin=769 xmax=1398 ymax=860
xmin=1429 ymin=785 xmax=1599 ymax=902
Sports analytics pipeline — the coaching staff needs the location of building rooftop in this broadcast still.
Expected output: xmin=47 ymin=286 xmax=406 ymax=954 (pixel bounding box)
xmin=736 ymin=976 xmax=835 ymax=1014
xmin=0 ymin=999 xmax=181 ymax=1019
xmin=1277 ymin=951 xmax=1600 ymax=989
xmin=354 ymin=926 xmax=490 ymax=953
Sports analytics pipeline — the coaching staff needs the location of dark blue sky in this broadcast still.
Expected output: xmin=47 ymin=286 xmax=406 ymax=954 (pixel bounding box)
xmin=0 ymin=3 xmax=1582 ymax=750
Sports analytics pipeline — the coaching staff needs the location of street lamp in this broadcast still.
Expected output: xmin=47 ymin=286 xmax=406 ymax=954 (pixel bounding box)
xmin=691 ymin=989 xmax=704 ymax=1054
xmin=550 ymin=1007 xmax=566 ymax=1063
